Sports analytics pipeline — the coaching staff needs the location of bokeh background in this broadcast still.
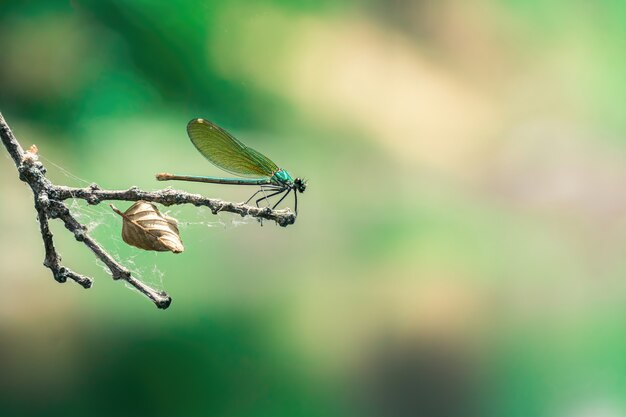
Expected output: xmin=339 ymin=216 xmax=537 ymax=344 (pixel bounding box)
xmin=1 ymin=1 xmax=625 ymax=416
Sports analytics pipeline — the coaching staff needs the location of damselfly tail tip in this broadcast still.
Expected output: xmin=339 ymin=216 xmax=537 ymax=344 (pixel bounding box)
xmin=156 ymin=172 xmax=173 ymax=181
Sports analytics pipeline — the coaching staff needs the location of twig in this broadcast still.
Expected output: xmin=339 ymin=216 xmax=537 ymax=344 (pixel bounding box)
xmin=0 ymin=112 xmax=296 ymax=309
xmin=35 ymin=193 xmax=93 ymax=288
xmin=52 ymin=185 xmax=295 ymax=226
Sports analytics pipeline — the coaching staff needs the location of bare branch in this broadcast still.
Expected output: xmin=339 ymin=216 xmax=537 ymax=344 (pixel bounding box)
xmin=0 ymin=112 xmax=295 ymax=309
xmin=35 ymin=193 xmax=93 ymax=288
xmin=0 ymin=113 xmax=26 ymax=167
xmin=52 ymin=185 xmax=296 ymax=227
xmin=46 ymin=199 xmax=171 ymax=308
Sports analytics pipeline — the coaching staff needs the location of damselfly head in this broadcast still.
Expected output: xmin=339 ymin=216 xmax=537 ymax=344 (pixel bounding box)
xmin=294 ymin=178 xmax=307 ymax=193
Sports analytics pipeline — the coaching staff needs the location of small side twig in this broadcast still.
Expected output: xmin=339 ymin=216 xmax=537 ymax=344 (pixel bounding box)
xmin=35 ymin=192 xmax=93 ymax=288
xmin=0 ymin=112 xmax=296 ymax=309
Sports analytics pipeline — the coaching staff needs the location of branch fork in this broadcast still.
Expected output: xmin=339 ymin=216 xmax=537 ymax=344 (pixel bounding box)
xmin=0 ymin=113 xmax=296 ymax=309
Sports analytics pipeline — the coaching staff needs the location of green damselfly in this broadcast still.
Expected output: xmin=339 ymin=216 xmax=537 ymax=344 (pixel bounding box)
xmin=156 ymin=118 xmax=306 ymax=213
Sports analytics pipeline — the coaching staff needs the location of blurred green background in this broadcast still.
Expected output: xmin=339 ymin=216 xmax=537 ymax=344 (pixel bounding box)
xmin=1 ymin=1 xmax=626 ymax=416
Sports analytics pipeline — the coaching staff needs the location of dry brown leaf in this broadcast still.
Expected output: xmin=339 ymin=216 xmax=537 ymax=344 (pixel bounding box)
xmin=111 ymin=201 xmax=184 ymax=253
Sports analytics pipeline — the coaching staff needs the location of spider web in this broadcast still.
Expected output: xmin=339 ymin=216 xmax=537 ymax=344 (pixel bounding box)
xmin=39 ymin=154 xmax=255 ymax=294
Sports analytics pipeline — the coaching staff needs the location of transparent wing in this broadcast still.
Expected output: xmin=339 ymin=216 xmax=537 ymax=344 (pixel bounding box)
xmin=186 ymin=118 xmax=279 ymax=178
